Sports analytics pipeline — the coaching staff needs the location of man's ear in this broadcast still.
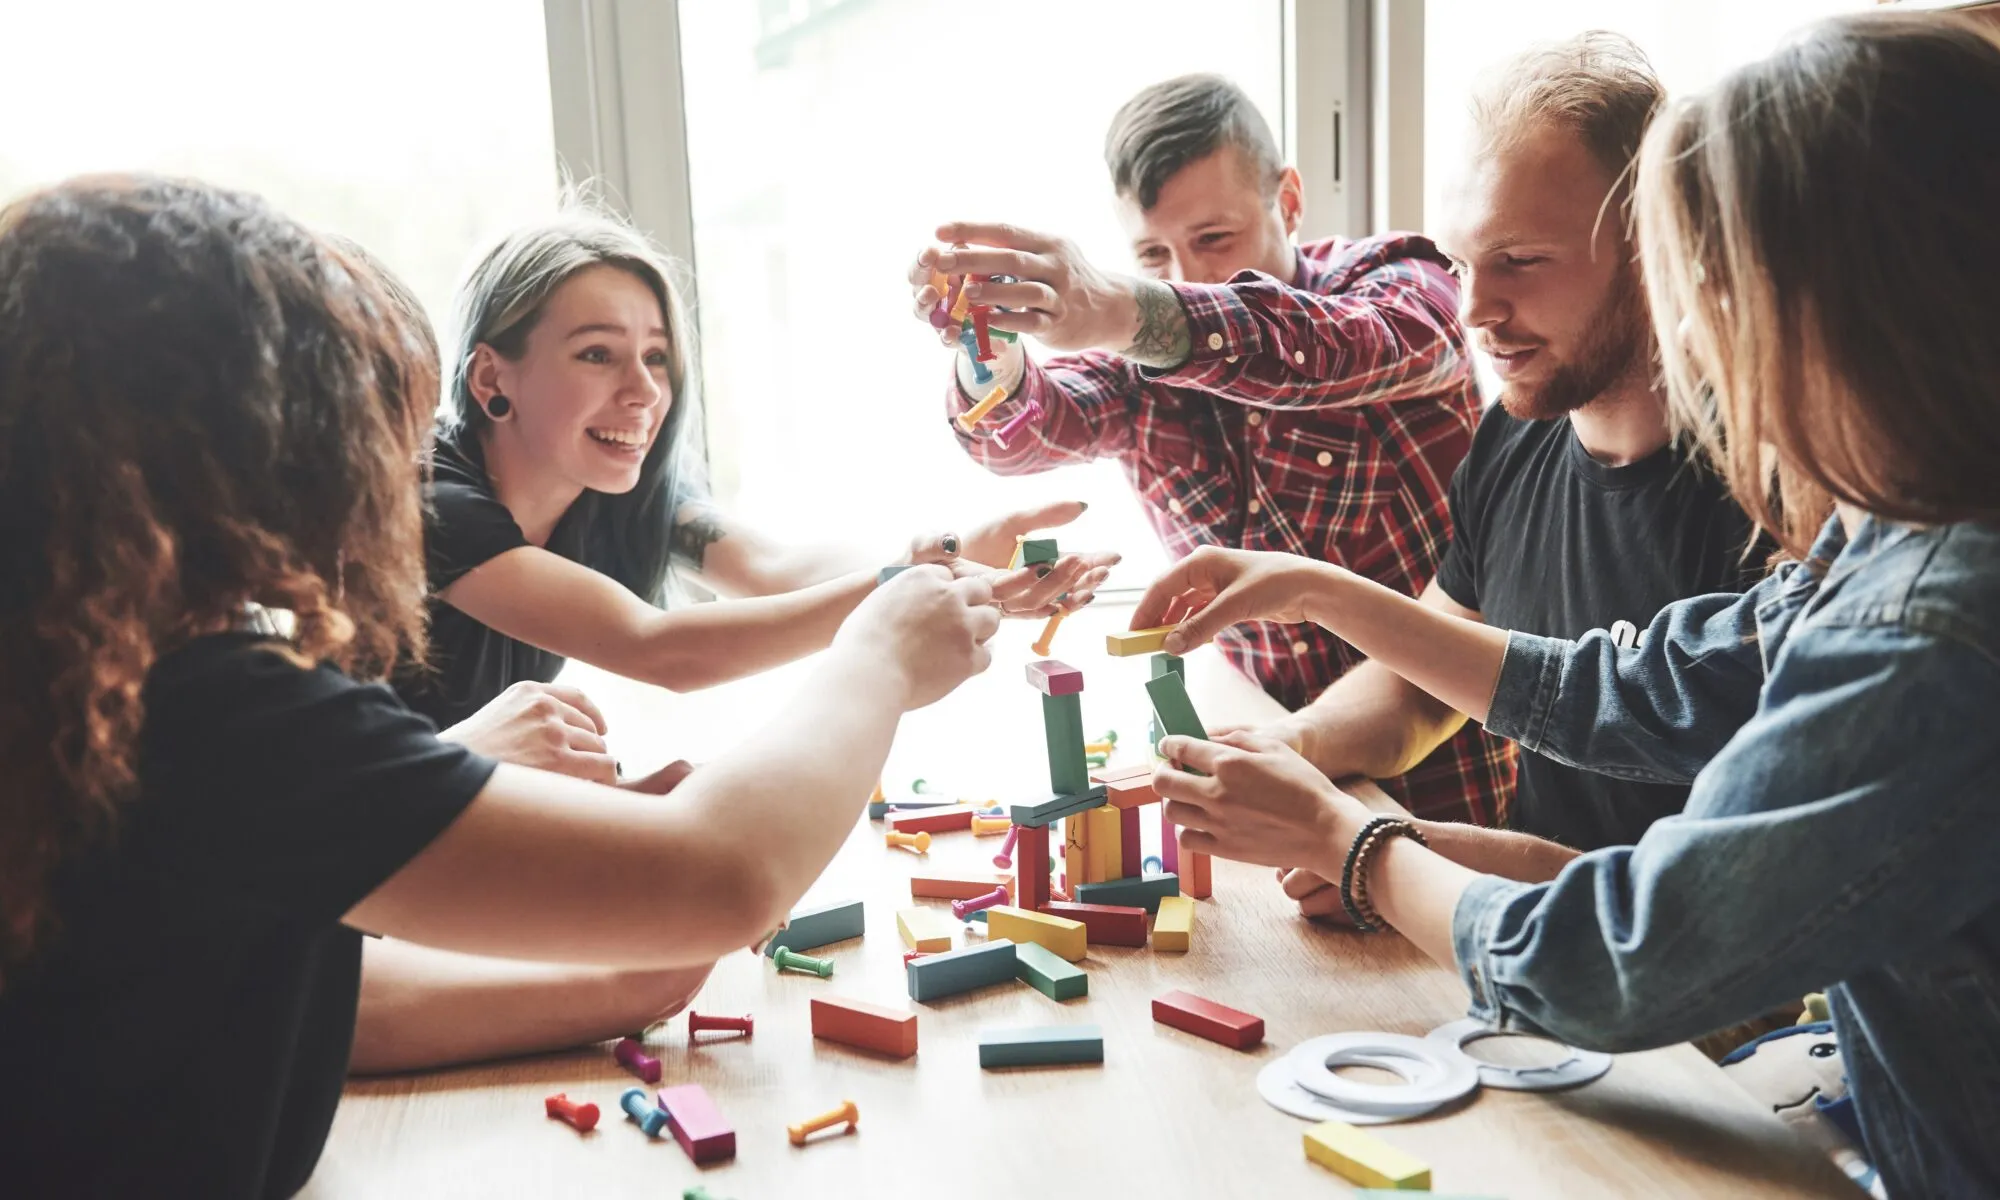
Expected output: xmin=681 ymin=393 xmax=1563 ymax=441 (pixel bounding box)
xmin=1275 ymin=165 xmax=1305 ymax=237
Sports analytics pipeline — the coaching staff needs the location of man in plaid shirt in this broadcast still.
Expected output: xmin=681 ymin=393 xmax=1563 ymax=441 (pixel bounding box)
xmin=907 ymin=75 xmax=1514 ymax=826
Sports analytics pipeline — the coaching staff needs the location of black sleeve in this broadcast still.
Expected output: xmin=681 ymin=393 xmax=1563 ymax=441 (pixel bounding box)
xmin=426 ymin=469 xmax=529 ymax=592
xmin=140 ymin=641 xmax=499 ymax=925
xmin=1431 ymin=449 xmax=1484 ymax=612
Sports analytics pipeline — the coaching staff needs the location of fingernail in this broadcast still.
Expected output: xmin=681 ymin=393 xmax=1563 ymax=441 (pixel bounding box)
xmin=1078 ymin=502 xmax=1089 ymax=512
xmin=1036 ymin=565 xmax=1052 ymax=579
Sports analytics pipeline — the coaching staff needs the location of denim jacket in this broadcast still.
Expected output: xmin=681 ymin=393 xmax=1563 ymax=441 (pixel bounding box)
xmin=1454 ymin=514 xmax=2000 ymax=1199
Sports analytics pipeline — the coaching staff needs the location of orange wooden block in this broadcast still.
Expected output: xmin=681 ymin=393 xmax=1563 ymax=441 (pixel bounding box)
xmin=888 ymin=807 xmax=974 ymax=835
xmin=810 ymin=995 xmax=917 ymax=1059
xmin=1093 ymin=763 xmax=1159 ymax=810
xmin=911 ymin=874 xmax=1010 ymax=901
xmin=1185 ymin=847 xmax=1212 ymax=899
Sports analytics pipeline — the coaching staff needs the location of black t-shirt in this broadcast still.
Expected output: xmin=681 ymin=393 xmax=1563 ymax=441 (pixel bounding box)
xmin=397 ymin=436 xmax=597 ymax=730
xmin=0 ymin=634 xmax=494 ymax=1199
xmin=1434 ymin=406 xmax=1771 ymax=850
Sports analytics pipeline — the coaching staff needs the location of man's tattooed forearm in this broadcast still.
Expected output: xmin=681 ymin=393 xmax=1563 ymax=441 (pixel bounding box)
xmin=670 ymin=506 xmax=728 ymax=568
xmin=1121 ymin=279 xmax=1193 ymax=369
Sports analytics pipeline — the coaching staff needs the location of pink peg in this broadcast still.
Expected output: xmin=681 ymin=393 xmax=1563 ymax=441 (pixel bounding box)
xmin=992 ymin=400 xmax=1044 ymax=449
xmin=951 ymin=885 xmax=1011 ymax=920
xmin=992 ymin=825 xmax=1020 ymax=868
xmin=614 ymin=1036 xmax=661 ymax=1083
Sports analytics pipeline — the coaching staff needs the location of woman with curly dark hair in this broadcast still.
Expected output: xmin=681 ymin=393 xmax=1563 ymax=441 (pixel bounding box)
xmin=0 ymin=175 xmax=998 ymax=1198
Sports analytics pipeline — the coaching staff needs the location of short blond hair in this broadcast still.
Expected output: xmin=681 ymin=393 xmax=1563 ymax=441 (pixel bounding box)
xmin=1470 ymin=31 xmax=1665 ymax=187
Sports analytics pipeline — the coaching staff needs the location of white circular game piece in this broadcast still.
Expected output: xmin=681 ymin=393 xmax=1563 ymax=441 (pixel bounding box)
xmin=1256 ymin=1049 xmax=1410 ymax=1126
xmin=1289 ymin=1032 xmax=1478 ymax=1117
xmin=1426 ymin=1018 xmax=1613 ymax=1092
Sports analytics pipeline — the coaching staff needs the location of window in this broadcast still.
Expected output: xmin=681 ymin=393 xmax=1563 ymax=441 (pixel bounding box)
xmin=0 ymin=0 xmax=559 ymax=329
xmin=676 ymin=0 xmax=1285 ymax=584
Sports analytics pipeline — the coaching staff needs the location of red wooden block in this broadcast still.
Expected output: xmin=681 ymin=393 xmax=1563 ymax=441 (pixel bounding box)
xmin=1152 ymin=989 xmax=1264 ymax=1050
xmin=1026 ymin=659 xmax=1084 ymax=697
xmin=655 ymin=1083 xmax=736 ymax=1164
xmin=1185 ymin=846 xmax=1212 ymax=899
xmin=811 ymin=995 xmax=919 ymax=1059
xmin=1016 ymin=823 xmax=1051 ymax=912
xmin=889 ymin=807 xmax=974 ymax=835
xmin=911 ymin=873 xmax=1010 ymax=901
xmin=1040 ymin=900 xmax=1148 ymax=947
xmin=1094 ymin=763 xmax=1159 ymax=809
xmin=1120 ymin=806 xmax=1141 ymax=878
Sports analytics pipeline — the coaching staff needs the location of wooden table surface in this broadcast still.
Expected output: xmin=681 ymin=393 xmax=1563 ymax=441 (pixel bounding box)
xmin=314 ymin=605 xmax=1857 ymax=1199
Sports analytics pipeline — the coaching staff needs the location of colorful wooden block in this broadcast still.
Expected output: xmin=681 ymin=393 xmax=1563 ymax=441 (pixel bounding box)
xmin=1152 ymin=894 xmax=1194 ymax=952
xmin=1019 ymin=538 xmax=1059 ymax=566
xmin=978 ymin=1024 xmax=1103 ymax=1069
xmin=809 ymin=995 xmax=917 ymax=1059
xmin=877 ymin=564 xmax=914 ymax=585
xmin=1040 ymin=900 xmax=1149 ymax=947
xmin=1145 ymin=671 xmax=1210 ymax=746
xmin=911 ymin=873 xmax=1010 ymax=901
xmin=1303 ymin=1120 xmax=1430 ymax=1190
xmin=1105 ymin=625 xmax=1178 ymax=657
xmin=1160 ymin=806 xmax=1181 ymax=874
xmin=1152 ymin=989 xmax=1265 ymax=1050
xmin=897 ymin=906 xmax=956 ymax=953
xmin=905 ymin=939 xmax=1018 ymax=1003
xmin=1093 ymin=762 xmax=1160 ymax=810
xmin=1120 ymin=806 xmax=1142 ymax=877
xmin=1150 ymin=653 xmax=1186 ymax=679
xmin=1073 ymin=873 xmax=1180 ymax=913
xmin=869 ymin=797 xmax=958 ymax=820
xmin=1026 ymin=658 xmax=1085 ymax=697
xmin=1016 ymin=823 xmax=1051 ymax=912
xmin=656 ymin=1083 xmax=735 ymax=1165
xmin=888 ymin=806 xmax=975 ymax=835
xmin=986 ymin=905 xmax=1086 ymax=962
xmin=1012 ymin=940 xmax=1088 ymax=1001
xmin=1011 ymin=784 xmax=1107 ymax=829
xmin=1085 ymin=804 xmax=1122 ymax=884
xmin=1185 ymin=847 xmax=1213 ymax=899
xmin=764 ymin=899 xmax=865 ymax=957
xmin=1041 ymin=691 xmax=1089 ymax=795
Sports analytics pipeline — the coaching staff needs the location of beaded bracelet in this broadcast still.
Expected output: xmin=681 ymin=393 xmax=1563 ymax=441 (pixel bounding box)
xmin=1338 ymin=816 xmax=1429 ymax=933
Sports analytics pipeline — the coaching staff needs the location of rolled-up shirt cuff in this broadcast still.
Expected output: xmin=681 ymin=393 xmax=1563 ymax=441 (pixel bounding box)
xmin=1484 ymin=630 xmax=1570 ymax=756
xmin=1451 ymin=872 xmax=1537 ymax=1026
xmin=1137 ymin=280 xmax=1262 ymax=382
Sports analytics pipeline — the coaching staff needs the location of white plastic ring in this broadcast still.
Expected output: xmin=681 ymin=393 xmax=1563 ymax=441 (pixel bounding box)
xmin=1426 ymin=1018 xmax=1612 ymax=1092
xmin=1289 ymin=1032 xmax=1478 ymax=1117
xmin=1256 ymin=1052 xmax=1411 ymax=1126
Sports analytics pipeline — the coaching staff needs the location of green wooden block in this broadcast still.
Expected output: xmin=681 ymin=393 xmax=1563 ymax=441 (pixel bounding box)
xmin=1145 ymin=672 xmax=1209 ymax=775
xmin=978 ymin=1023 xmax=1103 ymax=1068
xmin=1010 ymin=785 xmax=1106 ymax=829
xmin=1073 ymin=873 xmax=1180 ymax=913
xmin=907 ymin=939 xmax=1018 ymax=1002
xmin=764 ymin=899 xmax=864 ymax=957
xmin=1020 ymin=538 xmax=1059 ymax=566
xmin=1014 ymin=940 xmax=1088 ymax=1001
xmin=877 ymin=564 xmax=914 ymax=584
xmin=1149 ymin=652 xmax=1186 ymax=679
xmin=1041 ymin=691 xmax=1089 ymax=795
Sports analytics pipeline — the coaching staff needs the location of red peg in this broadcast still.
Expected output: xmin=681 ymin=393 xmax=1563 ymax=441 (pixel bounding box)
xmin=545 ymin=1092 xmax=600 ymax=1132
xmin=687 ymin=1010 xmax=755 ymax=1042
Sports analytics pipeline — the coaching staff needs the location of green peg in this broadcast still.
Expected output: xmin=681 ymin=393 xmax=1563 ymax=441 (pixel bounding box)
xmin=773 ymin=946 xmax=834 ymax=977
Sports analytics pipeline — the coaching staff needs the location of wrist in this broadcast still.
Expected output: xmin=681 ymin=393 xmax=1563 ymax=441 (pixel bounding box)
xmin=1296 ymin=561 xmax=1354 ymax=630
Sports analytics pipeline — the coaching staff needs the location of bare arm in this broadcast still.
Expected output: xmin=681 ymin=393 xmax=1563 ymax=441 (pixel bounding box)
xmin=350 ymin=940 xmax=712 ymax=1075
xmin=347 ymin=571 xmax=998 ymax=967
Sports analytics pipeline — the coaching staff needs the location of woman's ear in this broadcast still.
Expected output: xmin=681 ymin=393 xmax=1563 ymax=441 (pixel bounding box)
xmin=1275 ymin=166 xmax=1305 ymax=238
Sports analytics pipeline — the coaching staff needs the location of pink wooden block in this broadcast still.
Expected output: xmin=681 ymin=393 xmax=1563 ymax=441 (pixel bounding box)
xmin=1025 ymin=659 xmax=1084 ymax=697
xmin=1160 ymin=806 xmax=1180 ymax=874
xmin=1120 ymin=806 xmax=1141 ymax=878
xmin=656 ymin=1083 xmax=736 ymax=1164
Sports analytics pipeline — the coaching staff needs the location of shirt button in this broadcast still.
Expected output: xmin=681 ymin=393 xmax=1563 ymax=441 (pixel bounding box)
xmin=1316 ymin=451 xmax=1333 ymax=467
xmin=1168 ymin=498 xmax=1184 ymax=515
xmin=1207 ymin=333 xmax=1224 ymax=351
xmin=1248 ymin=500 xmax=1263 ymax=515
xmin=1225 ymin=354 xmax=1239 ymax=363
xmin=1293 ymin=350 xmax=1306 ymax=364
xmin=1246 ymin=411 xmax=1263 ymax=427
xmin=1291 ymin=639 xmax=1310 ymax=656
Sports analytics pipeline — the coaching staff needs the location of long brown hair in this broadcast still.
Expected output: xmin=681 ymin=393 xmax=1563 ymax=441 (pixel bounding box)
xmin=0 ymin=176 xmax=438 ymax=986
xmin=1636 ymin=12 xmax=2000 ymax=557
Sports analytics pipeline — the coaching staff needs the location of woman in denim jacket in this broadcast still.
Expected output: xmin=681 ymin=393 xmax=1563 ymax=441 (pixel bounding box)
xmin=1129 ymin=13 xmax=2000 ymax=1196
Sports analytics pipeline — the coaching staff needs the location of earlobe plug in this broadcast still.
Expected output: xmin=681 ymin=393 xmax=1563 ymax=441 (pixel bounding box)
xmin=486 ymin=393 xmax=512 ymax=419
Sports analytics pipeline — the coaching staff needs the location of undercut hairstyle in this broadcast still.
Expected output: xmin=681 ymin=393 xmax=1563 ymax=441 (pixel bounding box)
xmin=1636 ymin=11 xmax=2000 ymax=560
xmin=1470 ymin=31 xmax=1665 ymax=190
xmin=0 ymin=175 xmax=439 ymax=988
xmin=1105 ymin=74 xmax=1283 ymax=210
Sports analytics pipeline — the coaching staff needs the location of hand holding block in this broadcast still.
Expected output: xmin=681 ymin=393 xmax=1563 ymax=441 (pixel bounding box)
xmin=1105 ymin=625 xmax=1178 ymax=656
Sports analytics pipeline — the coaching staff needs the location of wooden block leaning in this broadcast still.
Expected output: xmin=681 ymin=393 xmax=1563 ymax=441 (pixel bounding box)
xmin=764 ymin=899 xmax=864 ymax=957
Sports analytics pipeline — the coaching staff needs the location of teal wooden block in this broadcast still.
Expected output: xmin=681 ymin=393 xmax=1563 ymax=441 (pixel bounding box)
xmin=906 ymin=939 xmax=1018 ymax=1002
xmin=1144 ymin=672 xmax=1209 ymax=775
xmin=1013 ymin=941 xmax=1088 ymax=1001
xmin=1020 ymin=538 xmax=1059 ymax=566
xmin=1073 ymin=873 xmax=1180 ymax=913
xmin=1042 ymin=691 xmax=1089 ymax=795
xmin=764 ymin=899 xmax=864 ymax=957
xmin=979 ymin=1024 xmax=1103 ymax=1068
xmin=1009 ymin=784 xmax=1106 ymax=829
xmin=1149 ymin=652 xmax=1186 ymax=679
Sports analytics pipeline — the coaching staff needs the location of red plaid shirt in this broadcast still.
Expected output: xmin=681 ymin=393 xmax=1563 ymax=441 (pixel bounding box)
xmin=949 ymin=234 xmax=1516 ymax=826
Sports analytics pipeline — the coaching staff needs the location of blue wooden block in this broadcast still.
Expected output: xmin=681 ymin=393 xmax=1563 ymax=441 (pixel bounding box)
xmin=1010 ymin=784 xmax=1106 ymax=830
xmin=1072 ymin=873 xmax=1180 ymax=913
xmin=978 ymin=1023 xmax=1104 ymax=1068
xmin=764 ymin=899 xmax=865 ymax=957
xmin=906 ymin=939 xmax=1018 ymax=1002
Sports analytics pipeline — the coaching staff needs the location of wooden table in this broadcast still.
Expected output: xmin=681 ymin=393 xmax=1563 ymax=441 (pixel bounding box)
xmin=314 ymin=605 xmax=1857 ymax=1198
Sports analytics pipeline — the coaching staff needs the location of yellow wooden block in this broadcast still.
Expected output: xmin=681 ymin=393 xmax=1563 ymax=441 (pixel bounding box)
xmin=1152 ymin=894 xmax=1194 ymax=952
xmin=1105 ymin=625 xmax=1177 ymax=657
xmin=1303 ymin=1121 xmax=1431 ymax=1190
xmin=1086 ymin=805 xmax=1121 ymax=885
xmin=986 ymin=905 xmax=1086 ymax=962
xmin=896 ymin=906 xmax=956 ymax=953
